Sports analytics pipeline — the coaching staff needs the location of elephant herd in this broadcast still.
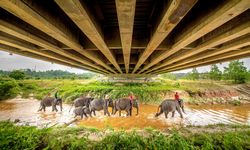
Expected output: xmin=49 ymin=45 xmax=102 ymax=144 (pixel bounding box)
xmin=38 ymin=96 xmax=185 ymax=119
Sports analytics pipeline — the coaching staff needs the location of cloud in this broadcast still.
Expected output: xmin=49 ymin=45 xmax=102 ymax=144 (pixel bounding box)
xmin=0 ymin=51 xmax=89 ymax=74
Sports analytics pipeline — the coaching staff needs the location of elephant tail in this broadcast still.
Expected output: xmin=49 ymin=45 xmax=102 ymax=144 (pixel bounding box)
xmin=37 ymin=105 xmax=42 ymax=112
xmin=156 ymin=104 xmax=161 ymax=114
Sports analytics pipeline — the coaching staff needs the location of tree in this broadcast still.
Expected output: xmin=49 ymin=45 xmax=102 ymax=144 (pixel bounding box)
xmin=184 ymin=68 xmax=199 ymax=80
xmin=209 ymin=64 xmax=222 ymax=80
xmin=9 ymin=70 xmax=26 ymax=80
xmin=161 ymin=73 xmax=177 ymax=80
xmin=223 ymin=60 xmax=247 ymax=83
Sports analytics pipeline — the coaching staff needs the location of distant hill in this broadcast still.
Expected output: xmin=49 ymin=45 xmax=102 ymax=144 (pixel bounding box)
xmin=0 ymin=69 xmax=96 ymax=79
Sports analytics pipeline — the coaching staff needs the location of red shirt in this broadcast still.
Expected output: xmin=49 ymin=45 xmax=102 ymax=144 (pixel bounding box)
xmin=129 ymin=95 xmax=134 ymax=101
xmin=175 ymin=94 xmax=179 ymax=100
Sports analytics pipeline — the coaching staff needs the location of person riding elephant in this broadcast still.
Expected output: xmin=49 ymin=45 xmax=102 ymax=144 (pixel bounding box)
xmin=129 ymin=93 xmax=135 ymax=115
xmin=113 ymin=98 xmax=139 ymax=116
xmin=155 ymin=99 xmax=184 ymax=118
xmin=38 ymin=97 xmax=62 ymax=112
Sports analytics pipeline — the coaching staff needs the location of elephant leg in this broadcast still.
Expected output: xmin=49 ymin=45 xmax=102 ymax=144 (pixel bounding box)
xmin=119 ymin=109 xmax=121 ymax=116
xmin=125 ymin=108 xmax=130 ymax=116
xmin=105 ymin=108 xmax=110 ymax=116
xmin=83 ymin=112 xmax=88 ymax=118
xmin=93 ymin=110 xmax=96 ymax=116
xmin=136 ymin=107 xmax=139 ymax=115
xmin=164 ymin=111 xmax=169 ymax=118
xmin=172 ymin=111 xmax=175 ymax=117
xmin=111 ymin=107 xmax=114 ymax=114
xmin=81 ymin=113 xmax=83 ymax=119
xmin=176 ymin=106 xmax=183 ymax=118
xmin=54 ymin=106 xmax=58 ymax=112
xmin=43 ymin=106 xmax=46 ymax=112
xmin=113 ymin=109 xmax=117 ymax=115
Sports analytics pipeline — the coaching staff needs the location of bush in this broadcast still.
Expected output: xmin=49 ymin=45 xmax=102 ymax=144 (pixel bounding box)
xmin=0 ymin=77 xmax=19 ymax=100
xmin=1 ymin=122 xmax=250 ymax=149
xmin=9 ymin=70 xmax=26 ymax=80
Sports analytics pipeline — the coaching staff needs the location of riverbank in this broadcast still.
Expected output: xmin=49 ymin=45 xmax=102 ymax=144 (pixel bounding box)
xmin=1 ymin=78 xmax=250 ymax=105
xmin=1 ymin=121 xmax=250 ymax=149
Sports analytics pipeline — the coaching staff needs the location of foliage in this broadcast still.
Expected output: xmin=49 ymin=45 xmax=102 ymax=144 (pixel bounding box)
xmin=209 ymin=64 xmax=222 ymax=80
xmin=161 ymin=73 xmax=177 ymax=80
xmin=9 ymin=70 xmax=26 ymax=80
xmin=0 ymin=77 xmax=19 ymax=100
xmin=183 ymin=68 xmax=199 ymax=80
xmin=224 ymin=60 xmax=248 ymax=83
xmin=0 ymin=69 xmax=97 ymax=79
xmin=1 ymin=121 xmax=250 ymax=150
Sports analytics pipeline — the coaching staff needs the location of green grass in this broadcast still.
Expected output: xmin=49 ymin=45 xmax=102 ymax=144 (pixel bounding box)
xmin=1 ymin=121 xmax=250 ymax=150
xmin=0 ymin=77 xmax=246 ymax=104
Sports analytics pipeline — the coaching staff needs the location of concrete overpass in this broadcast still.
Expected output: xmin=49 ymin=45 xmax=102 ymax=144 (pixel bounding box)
xmin=0 ymin=0 xmax=249 ymax=77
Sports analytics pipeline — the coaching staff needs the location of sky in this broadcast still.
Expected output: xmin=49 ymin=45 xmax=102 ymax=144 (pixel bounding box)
xmin=0 ymin=51 xmax=249 ymax=74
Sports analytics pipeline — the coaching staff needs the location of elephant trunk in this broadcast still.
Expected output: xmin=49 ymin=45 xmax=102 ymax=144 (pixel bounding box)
xmin=60 ymin=102 xmax=63 ymax=111
xmin=69 ymin=103 xmax=74 ymax=112
xmin=136 ymin=106 xmax=139 ymax=115
xmin=181 ymin=106 xmax=185 ymax=114
xmin=155 ymin=105 xmax=161 ymax=117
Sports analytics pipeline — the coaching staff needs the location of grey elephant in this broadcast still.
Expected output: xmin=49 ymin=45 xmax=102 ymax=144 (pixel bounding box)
xmin=69 ymin=96 xmax=93 ymax=112
xmin=38 ymin=97 xmax=62 ymax=112
xmin=73 ymin=106 xmax=92 ymax=119
xmin=89 ymin=99 xmax=112 ymax=116
xmin=155 ymin=99 xmax=185 ymax=118
xmin=113 ymin=98 xmax=139 ymax=116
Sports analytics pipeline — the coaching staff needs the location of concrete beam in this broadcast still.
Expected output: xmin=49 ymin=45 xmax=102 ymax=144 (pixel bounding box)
xmin=153 ymin=48 xmax=250 ymax=74
xmin=132 ymin=0 xmax=197 ymax=73
xmin=141 ymin=0 xmax=250 ymax=74
xmin=0 ymin=20 xmax=111 ymax=74
xmin=158 ymin=52 xmax=250 ymax=74
xmin=116 ymin=0 xmax=136 ymax=73
xmin=158 ymin=35 xmax=250 ymax=72
xmin=107 ymin=74 xmax=153 ymax=78
xmin=55 ymin=0 xmax=122 ymax=73
xmin=144 ymin=20 xmax=250 ymax=73
xmin=0 ymin=0 xmax=116 ymax=73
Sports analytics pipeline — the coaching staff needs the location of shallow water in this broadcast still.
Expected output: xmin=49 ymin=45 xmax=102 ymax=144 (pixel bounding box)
xmin=0 ymin=98 xmax=250 ymax=130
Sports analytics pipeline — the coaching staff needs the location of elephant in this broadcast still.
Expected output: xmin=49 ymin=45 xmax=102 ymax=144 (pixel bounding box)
xmin=89 ymin=99 xmax=112 ymax=116
xmin=73 ymin=106 xmax=92 ymax=119
xmin=112 ymin=98 xmax=139 ymax=116
xmin=38 ymin=97 xmax=62 ymax=112
xmin=155 ymin=99 xmax=185 ymax=118
xmin=69 ymin=96 xmax=93 ymax=112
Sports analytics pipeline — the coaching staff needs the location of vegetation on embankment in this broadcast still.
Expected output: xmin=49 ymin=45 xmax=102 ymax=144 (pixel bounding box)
xmin=0 ymin=77 xmax=249 ymax=104
xmin=1 ymin=121 xmax=250 ymax=149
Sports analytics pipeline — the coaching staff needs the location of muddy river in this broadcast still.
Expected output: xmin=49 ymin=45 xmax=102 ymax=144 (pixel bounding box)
xmin=0 ymin=98 xmax=250 ymax=130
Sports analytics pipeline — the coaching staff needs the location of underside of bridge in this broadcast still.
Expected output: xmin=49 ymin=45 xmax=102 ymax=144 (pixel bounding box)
xmin=0 ymin=0 xmax=249 ymax=77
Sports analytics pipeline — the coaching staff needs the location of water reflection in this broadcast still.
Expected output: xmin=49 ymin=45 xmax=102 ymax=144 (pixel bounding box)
xmin=0 ymin=99 xmax=250 ymax=129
